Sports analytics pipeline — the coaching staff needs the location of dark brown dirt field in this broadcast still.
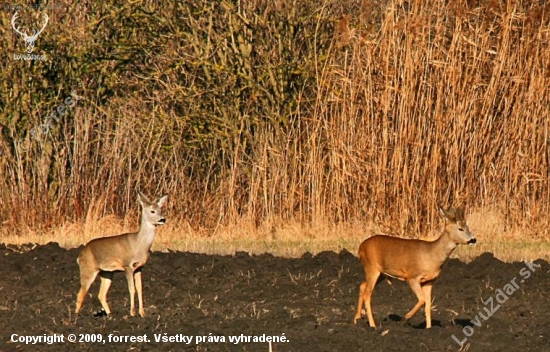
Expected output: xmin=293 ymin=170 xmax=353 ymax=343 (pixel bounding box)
xmin=0 ymin=243 xmax=548 ymax=351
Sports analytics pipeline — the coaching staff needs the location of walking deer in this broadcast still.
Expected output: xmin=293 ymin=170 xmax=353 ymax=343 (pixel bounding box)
xmin=75 ymin=191 xmax=168 ymax=317
xmin=353 ymin=205 xmax=476 ymax=329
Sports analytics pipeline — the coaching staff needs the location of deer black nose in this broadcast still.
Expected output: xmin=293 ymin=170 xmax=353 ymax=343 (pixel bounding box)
xmin=467 ymin=238 xmax=477 ymax=245
xmin=158 ymin=218 xmax=166 ymax=224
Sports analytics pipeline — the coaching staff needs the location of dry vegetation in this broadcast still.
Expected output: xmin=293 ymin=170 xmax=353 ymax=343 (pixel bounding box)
xmin=0 ymin=0 xmax=549 ymax=261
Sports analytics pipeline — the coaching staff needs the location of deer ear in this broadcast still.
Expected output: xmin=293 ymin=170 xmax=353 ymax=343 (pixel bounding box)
xmin=439 ymin=206 xmax=456 ymax=222
xmin=137 ymin=191 xmax=151 ymax=206
xmin=157 ymin=195 xmax=168 ymax=207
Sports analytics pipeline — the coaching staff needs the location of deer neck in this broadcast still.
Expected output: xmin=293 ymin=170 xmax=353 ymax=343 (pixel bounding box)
xmin=135 ymin=216 xmax=156 ymax=250
xmin=431 ymin=230 xmax=459 ymax=265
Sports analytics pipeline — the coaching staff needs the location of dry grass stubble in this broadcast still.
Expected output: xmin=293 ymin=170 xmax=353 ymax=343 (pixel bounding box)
xmin=2 ymin=207 xmax=548 ymax=262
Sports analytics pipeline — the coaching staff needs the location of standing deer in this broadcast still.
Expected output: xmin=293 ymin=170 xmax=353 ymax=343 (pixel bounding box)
xmin=353 ymin=205 xmax=476 ymax=329
xmin=75 ymin=191 xmax=168 ymax=317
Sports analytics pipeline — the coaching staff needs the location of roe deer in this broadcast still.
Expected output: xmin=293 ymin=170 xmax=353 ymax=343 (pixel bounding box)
xmin=75 ymin=191 xmax=168 ymax=317
xmin=353 ymin=205 xmax=476 ymax=329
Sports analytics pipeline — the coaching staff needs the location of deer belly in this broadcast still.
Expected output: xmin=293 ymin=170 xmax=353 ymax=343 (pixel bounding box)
xmin=383 ymin=272 xmax=406 ymax=281
xmin=99 ymin=263 xmax=125 ymax=272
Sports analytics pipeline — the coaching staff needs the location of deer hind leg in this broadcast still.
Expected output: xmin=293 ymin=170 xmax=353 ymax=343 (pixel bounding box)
xmin=354 ymin=281 xmax=368 ymax=324
xmin=359 ymin=269 xmax=381 ymax=328
xmin=134 ymin=268 xmax=145 ymax=317
xmin=402 ymin=279 xmax=425 ymax=325
xmin=365 ymin=271 xmax=381 ymax=328
xmin=124 ymin=266 xmax=137 ymax=316
xmin=421 ymin=283 xmax=433 ymax=328
xmin=98 ymin=271 xmax=114 ymax=315
xmin=76 ymin=267 xmax=99 ymax=314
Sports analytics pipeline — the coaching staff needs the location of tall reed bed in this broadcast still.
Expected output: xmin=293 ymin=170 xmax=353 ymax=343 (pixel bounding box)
xmin=0 ymin=0 xmax=548 ymax=243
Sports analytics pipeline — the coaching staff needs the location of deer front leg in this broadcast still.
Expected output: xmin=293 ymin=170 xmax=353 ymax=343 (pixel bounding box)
xmin=124 ymin=267 xmax=136 ymax=316
xmin=134 ymin=269 xmax=145 ymax=317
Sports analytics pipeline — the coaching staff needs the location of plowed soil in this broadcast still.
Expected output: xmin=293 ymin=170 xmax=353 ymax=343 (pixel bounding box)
xmin=0 ymin=243 xmax=548 ymax=351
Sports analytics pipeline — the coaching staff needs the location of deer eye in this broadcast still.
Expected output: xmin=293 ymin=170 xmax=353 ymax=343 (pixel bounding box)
xmin=151 ymin=210 xmax=156 ymax=214
xmin=458 ymin=228 xmax=464 ymax=231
